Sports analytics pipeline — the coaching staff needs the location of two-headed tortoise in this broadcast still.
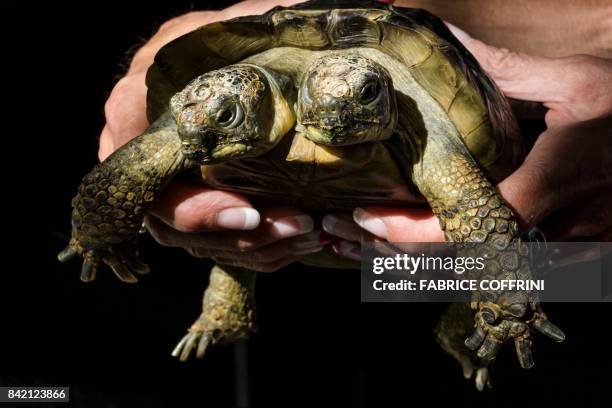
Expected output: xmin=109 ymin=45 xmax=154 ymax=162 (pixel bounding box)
xmin=58 ymin=0 xmax=565 ymax=390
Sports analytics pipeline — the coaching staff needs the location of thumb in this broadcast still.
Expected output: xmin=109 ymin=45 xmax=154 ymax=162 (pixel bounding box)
xmin=353 ymin=207 xmax=445 ymax=242
xmin=447 ymin=22 xmax=569 ymax=103
xmin=446 ymin=23 xmax=612 ymax=126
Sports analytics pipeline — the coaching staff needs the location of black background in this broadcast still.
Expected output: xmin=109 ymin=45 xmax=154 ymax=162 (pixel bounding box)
xmin=3 ymin=1 xmax=610 ymax=407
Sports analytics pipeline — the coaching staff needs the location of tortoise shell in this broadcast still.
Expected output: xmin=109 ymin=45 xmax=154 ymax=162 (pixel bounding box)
xmin=145 ymin=0 xmax=523 ymax=208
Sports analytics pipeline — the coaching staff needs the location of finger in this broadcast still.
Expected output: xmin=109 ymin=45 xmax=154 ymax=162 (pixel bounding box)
xmin=446 ymin=22 xmax=612 ymax=124
xmin=499 ymin=119 xmax=612 ymax=230
xmin=353 ymin=207 xmax=445 ymax=242
xmin=332 ymin=240 xmax=362 ymax=261
xmin=146 ymin=205 xmax=316 ymax=252
xmin=217 ymin=0 xmax=303 ymax=21
xmin=452 ymin=34 xmax=571 ymax=104
xmin=149 ymin=180 xmax=260 ymax=232
xmin=103 ymin=72 xmax=149 ymax=150
xmin=188 ymin=231 xmax=330 ymax=263
xmin=322 ymin=213 xmax=368 ymax=242
xmin=98 ymin=125 xmax=115 ymax=161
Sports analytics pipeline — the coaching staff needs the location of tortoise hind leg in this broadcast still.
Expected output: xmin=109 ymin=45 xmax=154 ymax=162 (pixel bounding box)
xmin=173 ymin=265 xmax=257 ymax=361
xmin=435 ymin=303 xmax=491 ymax=391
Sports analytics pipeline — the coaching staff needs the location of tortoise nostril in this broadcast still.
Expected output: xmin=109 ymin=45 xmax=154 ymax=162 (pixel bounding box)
xmin=321 ymin=115 xmax=340 ymax=129
xmin=179 ymin=123 xmax=200 ymax=138
xmin=319 ymin=94 xmax=345 ymax=117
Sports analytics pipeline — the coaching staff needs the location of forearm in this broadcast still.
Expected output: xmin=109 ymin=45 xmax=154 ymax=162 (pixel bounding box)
xmin=394 ymin=0 xmax=612 ymax=58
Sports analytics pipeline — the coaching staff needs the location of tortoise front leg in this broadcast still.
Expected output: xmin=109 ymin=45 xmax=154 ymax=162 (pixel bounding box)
xmin=172 ymin=265 xmax=257 ymax=361
xmin=58 ymin=113 xmax=192 ymax=282
xmin=412 ymin=146 xmax=565 ymax=369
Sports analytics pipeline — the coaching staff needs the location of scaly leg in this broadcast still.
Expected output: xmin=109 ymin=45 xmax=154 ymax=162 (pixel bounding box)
xmin=410 ymin=135 xmax=565 ymax=370
xmin=57 ymin=113 xmax=192 ymax=283
xmin=172 ymin=265 xmax=257 ymax=361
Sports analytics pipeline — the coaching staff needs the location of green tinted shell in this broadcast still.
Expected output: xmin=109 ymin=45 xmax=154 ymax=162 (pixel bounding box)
xmin=146 ymin=0 xmax=522 ymax=197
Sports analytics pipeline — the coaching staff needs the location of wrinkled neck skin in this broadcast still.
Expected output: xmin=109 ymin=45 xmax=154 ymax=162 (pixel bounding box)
xmin=110 ymin=112 xmax=192 ymax=185
xmin=254 ymin=65 xmax=297 ymax=154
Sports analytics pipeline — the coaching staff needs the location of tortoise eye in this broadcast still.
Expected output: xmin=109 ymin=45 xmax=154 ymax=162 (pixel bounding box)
xmin=359 ymin=82 xmax=379 ymax=104
xmin=216 ymin=103 xmax=244 ymax=129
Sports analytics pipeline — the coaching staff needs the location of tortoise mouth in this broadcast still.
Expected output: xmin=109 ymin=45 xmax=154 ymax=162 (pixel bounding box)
xmin=305 ymin=125 xmax=353 ymax=145
xmin=210 ymin=142 xmax=248 ymax=160
xmin=182 ymin=140 xmax=249 ymax=163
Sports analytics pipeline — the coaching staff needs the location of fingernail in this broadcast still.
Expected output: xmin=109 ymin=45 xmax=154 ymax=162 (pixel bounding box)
xmin=322 ymin=214 xmax=339 ymax=235
xmin=444 ymin=21 xmax=472 ymax=41
xmin=332 ymin=240 xmax=362 ymax=261
xmin=271 ymin=215 xmax=314 ymax=238
xmin=353 ymin=208 xmax=388 ymax=239
xmin=216 ymin=207 xmax=260 ymax=230
xmin=292 ymin=231 xmax=332 ymax=250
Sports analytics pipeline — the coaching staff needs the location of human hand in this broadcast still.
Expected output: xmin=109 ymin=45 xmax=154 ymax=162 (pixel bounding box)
xmin=325 ymin=25 xmax=612 ymax=261
xmin=99 ymin=1 xmax=329 ymax=273
xmin=389 ymin=0 xmax=612 ymax=59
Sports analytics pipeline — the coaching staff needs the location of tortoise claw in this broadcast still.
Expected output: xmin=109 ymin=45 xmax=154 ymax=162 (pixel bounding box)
xmin=172 ymin=320 xmax=211 ymax=362
xmin=533 ymin=318 xmax=566 ymax=342
xmin=107 ymin=260 xmax=138 ymax=284
xmin=196 ymin=333 xmax=211 ymax=359
xmin=80 ymin=258 xmax=99 ymax=282
xmin=476 ymin=335 xmax=503 ymax=363
xmin=468 ymin=302 xmax=565 ymax=369
xmin=125 ymin=256 xmax=151 ymax=275
xmin=172 ymin=334 xmax=190 ymax=360
xmin=436 ymin=304 xmax=495 ymax=391
xmin=465 ymin=326 xmax=485 ymax=351
xmin=515 ymin=337 xmax=534 ymax=369
xmin=57 ymin=246 xmax=78 ymax=263
xmin=474 ymin=367 xmax=492 ymax=391
xmin=60 ymin=237 xmax=149 ymax=283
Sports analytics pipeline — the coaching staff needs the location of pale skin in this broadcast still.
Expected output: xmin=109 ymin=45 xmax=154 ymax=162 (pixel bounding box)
xmin=389 ymin=0 xmax=612 ymax=59
xmin=99 ymin=0 xmax=612 ymax=270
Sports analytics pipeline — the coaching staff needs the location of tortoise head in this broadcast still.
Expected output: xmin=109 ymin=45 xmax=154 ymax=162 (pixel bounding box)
xmin=297 ymin=54 xmax=397 ymax=146
xmin=170 ymin=64 xmax=295 ymax=164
